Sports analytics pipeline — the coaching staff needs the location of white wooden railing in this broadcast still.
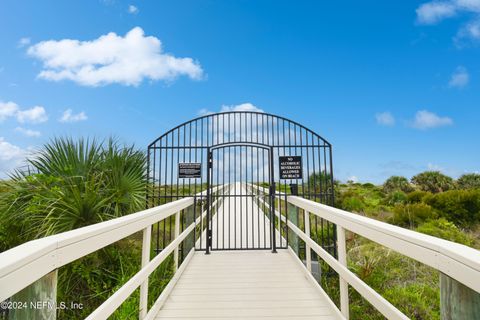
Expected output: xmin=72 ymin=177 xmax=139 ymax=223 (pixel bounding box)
xmin=0 ymin=186 xmax=226 ymax=320
xmin=249 ymin=184 xmax=480 ymax=320
xmin=2 ymin=183 xmax=480 ymax=320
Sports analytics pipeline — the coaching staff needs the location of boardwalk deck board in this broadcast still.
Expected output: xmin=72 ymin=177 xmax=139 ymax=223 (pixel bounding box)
xmin=154 ymin=250 xmax=339 ymax=319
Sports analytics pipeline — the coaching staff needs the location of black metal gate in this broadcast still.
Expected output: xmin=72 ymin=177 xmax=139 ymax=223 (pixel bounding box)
xmin=147 ymin=111 xmax=336 ymax=257
xmin=205 ymin=143 xmax=276 ymax=253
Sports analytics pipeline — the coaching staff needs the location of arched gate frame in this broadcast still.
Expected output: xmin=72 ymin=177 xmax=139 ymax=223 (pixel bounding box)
xmin=147 ymin=111 xmax=336 ymax=259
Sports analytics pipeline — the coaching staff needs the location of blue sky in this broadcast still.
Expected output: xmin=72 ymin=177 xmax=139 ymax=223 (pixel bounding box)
xmin=0 ymin=0 xmax=478 ymax=183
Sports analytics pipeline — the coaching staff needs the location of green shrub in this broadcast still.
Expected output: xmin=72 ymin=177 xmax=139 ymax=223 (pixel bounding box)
xmin=348 ymin=241 xmax=440 ymax=320
xmin=411 ymin=171 xmax=454 ymax=193
xmin=383 ymin=176 xmax=414 ymax=193
xmin=416 ymin=218 xmax=473 ymax=246
xmin=390 ymin=203 xmax=437 ymax=228
xmin=457 ymin=173 xmax=480 ymax=190
xmin=308 ymin=171 xmax=335 ymax=193
xmin=341 ymin=196 xmax=366 ymax=212
xmin=407 ymin=190 xmax=429 ymax=204
xmin=383 ymin=284 xmax=440 ymax=320
xmin=384 ymin=190 xmax=408 ymax=206
xmin=424 ymin=189 xmax=480 ymax=226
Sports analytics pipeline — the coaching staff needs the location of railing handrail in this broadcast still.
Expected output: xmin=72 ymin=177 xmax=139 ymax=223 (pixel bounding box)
xmin=0 ymin=185 xmax=223 ymax=302
xmin=248 ymin=184 xmax=480 ymax=318
xmin=86 ymin=220 xmax=197 ymax=320
xmin=0 ymin=198 xmax=192 ymax=302
xmin=248 ymin=183 xmax=480 ymax=293
xmin=287 ymin=195 xmax=480 ymax=293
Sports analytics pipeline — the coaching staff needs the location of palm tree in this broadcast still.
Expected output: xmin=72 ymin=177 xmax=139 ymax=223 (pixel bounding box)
xmin=0 ymin=137 xmax=146 ymax=245
xmin=411 ymin=171 xmax=454 ymax=193
xmin=383 ymin=176 xmax=414 ymax=193
xmin=457 ymin=173 xmax=480 ymax=190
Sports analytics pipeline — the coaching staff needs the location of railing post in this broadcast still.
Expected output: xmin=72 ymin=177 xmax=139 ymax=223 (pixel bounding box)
xmin=304 ymin=210 xmax=312 ymax=272
xmin=337 ymin=225 xmax=349 ymax=319
xmin=440 ymin=273 xmax=480 ymax=319
xmin=287 ymin=202 xmax=300 ymax=255
xmin=174 ymin=210 xmax=181 ymax=271
xmin=139 ymin=226 xmax=151 ymax=320
xmin=8 ymin=270 xmax=58 ymax=320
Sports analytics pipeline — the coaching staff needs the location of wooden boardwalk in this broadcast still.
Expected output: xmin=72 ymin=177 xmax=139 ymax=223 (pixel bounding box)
xmin=211 ymin=183 xmax=273 ymax=250
xmin=197 ymin=183 xmax=282 ymax=250
xmin=152 ymin=183 xmax=340 ymax=319
xmin=154 ymin=250 xmax=339 ymax=319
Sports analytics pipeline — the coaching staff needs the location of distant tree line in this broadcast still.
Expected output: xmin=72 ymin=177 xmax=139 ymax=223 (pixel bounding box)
xmin=384 ymin=171 xmax=480 ymax=194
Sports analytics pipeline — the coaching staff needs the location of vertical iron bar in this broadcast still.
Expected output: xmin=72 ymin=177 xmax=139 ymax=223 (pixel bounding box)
xmin=245 ymin=146 xmax=249 ymax=249
xmin=269 ymin=147 xmax=277 ymax=253
xmin=234 ymin=116 xmax=237 ymax=250
xmin=329 ymin=145 xmax=337 ymax=257
xmin=199 ymin=119 xmax=204 ymax=249
xmin=156 ymin=142 xmax=161 ymax=253
xmin=323 ymin=142 xmax=329 ymax=253
xmin=251 ymin=146 xmax=255 ymax=248
xmin=206 ymin=149 xmax=212 ymax=254
xmin=222 ymin=114 xmax=226 ymax=249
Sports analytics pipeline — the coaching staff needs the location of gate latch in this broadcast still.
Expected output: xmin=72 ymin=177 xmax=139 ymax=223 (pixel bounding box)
xmin=207 ymin=230 xmax=212 ymax=246
xmin=269 ymin=182 xmax=276 ymax=195
xmin=208 ymin=152 xmax=213 ymax=168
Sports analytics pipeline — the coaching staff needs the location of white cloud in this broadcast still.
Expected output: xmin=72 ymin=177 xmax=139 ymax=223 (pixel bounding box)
xmin=448 ymin=66 xmax=469 ymax=88
xmin=0 ymin=137 xmax=25 ymax=161
xmin=196 ymin=103 xmax=267 ymax=146
xmin=27 ymin=27 xmax=203 ymax=87
xmin=456 ymin=0 xmax=480 ymax=11
xmin=426 ymin=162 xmax=463 ymax=177
xmin=417 ymin=1 xmax=480 ymax=42
xmin=17 ymin=37 xmax=31 ymax=48
xmin=375 ymin=112 xmax=395 ymax=126
xmin=0 ymin=101 xmax=19 ymax=121
xmin=427 ymin=163 xmax=445 ymax=171
xmin=198 ymin=108 xmax=213 ymax=116
xmin=16 ymin=106 xmax=48 ymax=124
xmin=0 ymin=101 xmax=49 ymax=125
xmin=59 ymin=109 xmax=87 ymax=123
xmin=455 ymin=19 xmax=480 ymax=43
xmin=199 ymin=103 xmax=264 ymax=116
xmin=348 ymin=176 xmax=359 ymax=183
xmin=0 ymin=137 xmax=26 ymax=176
xmin=15 ymin=127 xmax=41 ymax=137
xmin=416 ymin=2 xmax=457 ymax=24
xmin=128 ymin=5 xmax=139 ymax=14
xmin=220 ymin=103 xmax=264 ymax=113
xmin=411 ymin=110 xmax=453 ymax=129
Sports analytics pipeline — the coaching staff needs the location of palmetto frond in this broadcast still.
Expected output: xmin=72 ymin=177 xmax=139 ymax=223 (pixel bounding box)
xmin=0 ymin=137 xmax=146 ymax=241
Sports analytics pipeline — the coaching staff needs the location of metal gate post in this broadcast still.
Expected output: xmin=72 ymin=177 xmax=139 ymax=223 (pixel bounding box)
xmin=205 ymin=150 xmax=212 ymax=254
xmin=269 ymin=148 xmax=277 ymax=253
